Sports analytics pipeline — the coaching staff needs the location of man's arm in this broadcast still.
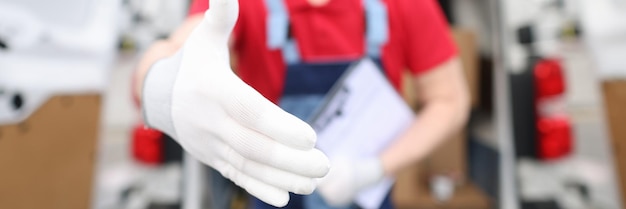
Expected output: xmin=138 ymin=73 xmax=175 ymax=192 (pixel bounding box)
xmin=133 ymin=14 xmax=204 ymax=101
xmin=377 ymin=0 xmax=470 ymax=176
xmin=381 ymin=57 xmax=470 ymax=175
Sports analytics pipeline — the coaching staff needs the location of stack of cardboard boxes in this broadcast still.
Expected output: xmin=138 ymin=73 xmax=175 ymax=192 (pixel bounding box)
xmin=0 ymin=0 xmax=118 ymax=208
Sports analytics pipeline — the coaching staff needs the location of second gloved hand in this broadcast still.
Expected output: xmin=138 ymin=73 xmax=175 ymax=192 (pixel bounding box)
xmin=141 ymin=0 xmax=330 ymax=207
xmin=317 ymin=157 xmax=385 ymax=207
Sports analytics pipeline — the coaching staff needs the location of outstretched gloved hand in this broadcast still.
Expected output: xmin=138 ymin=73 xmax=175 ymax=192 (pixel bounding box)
xmin=141 ymin=0 xmax=330 ymax=207
xmin=317 ymin=157 xmax=385 ymax=207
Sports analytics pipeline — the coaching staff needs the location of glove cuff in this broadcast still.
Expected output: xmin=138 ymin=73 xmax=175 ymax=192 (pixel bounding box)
xmin=142 ymin=51 xmax=183 ymax=138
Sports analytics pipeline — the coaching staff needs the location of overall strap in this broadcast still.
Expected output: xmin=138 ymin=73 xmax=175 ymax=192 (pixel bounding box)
xmin=265 ymin=0 xmax=300 ymax=64
xmin=363 ymin=0 xmax=389 ymax=58
xmin=265 ymin=0 xmax=389 ymax=64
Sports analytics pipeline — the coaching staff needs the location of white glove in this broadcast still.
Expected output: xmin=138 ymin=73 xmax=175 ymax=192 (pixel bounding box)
xmin=317 ymin=157 xmax=385 ymax=207
xmin=141 ymin=0 xmax=330 ymax=207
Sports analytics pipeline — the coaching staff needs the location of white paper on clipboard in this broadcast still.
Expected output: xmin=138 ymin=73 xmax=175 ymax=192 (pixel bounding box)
xmin=309 ymin=58 xmax=415 ymax=209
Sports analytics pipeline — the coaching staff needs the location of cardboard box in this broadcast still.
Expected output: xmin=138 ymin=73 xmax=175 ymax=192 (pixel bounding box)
xmin=393 ymin=156 xmax=491 ymax=209
xmin=422 ymin=130 xmax=467 ymax=184
xmin=602 ymin=80 xmax=626 ymax=207
xmin=392 ymin=130 xmax=488 ymax=208
xmin=0 ymin=95 xmax=101 ymax=209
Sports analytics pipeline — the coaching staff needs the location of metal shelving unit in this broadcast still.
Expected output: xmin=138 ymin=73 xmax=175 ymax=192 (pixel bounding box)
xmin=489 ymin=0 xmax=519 ymax=208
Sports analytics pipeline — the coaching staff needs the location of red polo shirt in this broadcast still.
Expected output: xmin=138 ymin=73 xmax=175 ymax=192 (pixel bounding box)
xmin=189 ymin=0 xmax=456 ymax=103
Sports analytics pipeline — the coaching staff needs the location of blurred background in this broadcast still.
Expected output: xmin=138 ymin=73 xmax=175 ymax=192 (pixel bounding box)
xmin=0 ymin=0 xmax=625 ymax=209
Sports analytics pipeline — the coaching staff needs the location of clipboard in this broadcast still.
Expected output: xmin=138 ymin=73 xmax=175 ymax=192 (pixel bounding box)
xmin=309 ymin=58 xmax=415 ymax=208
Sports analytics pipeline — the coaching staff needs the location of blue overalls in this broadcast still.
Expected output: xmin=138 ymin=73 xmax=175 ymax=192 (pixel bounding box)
xmin=252 ymin=0 xmax=394 ymax=208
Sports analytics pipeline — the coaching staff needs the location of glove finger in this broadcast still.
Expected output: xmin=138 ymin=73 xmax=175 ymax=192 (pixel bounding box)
xmin=211 ymin=139 xmax=317 ymax=194
xmin=225 ymin=84 xmax=317 ymax=150
xmin=218 ymin=118 xmax=330 ymax=178
xmin=266 ymin=147 xmax=329 ymax=178
xmin=212 ymin=160 xmax=290 ymax=207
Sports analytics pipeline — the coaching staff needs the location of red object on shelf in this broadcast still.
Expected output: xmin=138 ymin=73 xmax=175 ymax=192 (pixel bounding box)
xmin=534 ymin=58 xmax=573 ymax=160
xmin=132 ymin=122 xmax=164 ymax=165
xmin=537 ymin=116 xmax=573 ymax=159
xmin=535 ymin=59 xmax=565 ymax=98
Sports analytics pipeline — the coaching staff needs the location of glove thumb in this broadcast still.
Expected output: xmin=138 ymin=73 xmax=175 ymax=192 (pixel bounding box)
xmin=182 ymin=0 xmax=237 ymax=67
xmin=199 ymin=0 xmax=238 ymax=42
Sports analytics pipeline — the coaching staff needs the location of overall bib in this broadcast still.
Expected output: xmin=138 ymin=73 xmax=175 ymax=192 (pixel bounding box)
xmin=252 ymin=0 xmax=394 ymax=208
